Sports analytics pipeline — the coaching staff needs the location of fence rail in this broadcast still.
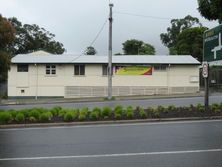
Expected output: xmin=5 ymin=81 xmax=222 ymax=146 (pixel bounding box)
xmin=65 ymin=86 xmax=199 ymax=98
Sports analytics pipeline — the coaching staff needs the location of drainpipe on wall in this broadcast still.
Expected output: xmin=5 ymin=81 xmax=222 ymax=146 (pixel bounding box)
xmin=167 ymin=64 xmax=171 ymax=94
xmin=35 ymin=64 xmax=38 ymax=100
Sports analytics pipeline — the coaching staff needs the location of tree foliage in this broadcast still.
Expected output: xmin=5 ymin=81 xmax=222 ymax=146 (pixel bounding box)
xmin=198 ymin=0 xmax=222 ymax=23
xmin=122 ymin=39 xmax=155 ymax=55
xmin=0 ymin=15 xmax=15 ymax=83
xmin=7 ymin=17 xmax=65 ymax=56
xmin=160 ymin=15 xmax=202 ymax=54
xmin=84 ymin=46 xmax=97 ymax=55
xmin=176 ymin=27 xmax=208 ymax=62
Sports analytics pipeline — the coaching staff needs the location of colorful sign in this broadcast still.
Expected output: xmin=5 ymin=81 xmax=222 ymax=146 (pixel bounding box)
xmin=115 ymin=66 xmax=152 ymax=75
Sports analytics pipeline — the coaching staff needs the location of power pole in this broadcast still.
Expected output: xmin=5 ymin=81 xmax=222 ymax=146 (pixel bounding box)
xmin=108 ymin=3 xmax=113 ymax=100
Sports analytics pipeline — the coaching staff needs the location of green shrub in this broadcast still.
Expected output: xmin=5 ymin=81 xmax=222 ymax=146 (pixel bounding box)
xmin=89 ymin=111 xmax=100 ymax=120
xmin=115 ymin=105 xmax=123 ymax=113
xmin=50 ymin=106 xmax=62 ymax=116
xmin=29 ymin=109 xmax=40 ymax=120
xmin=39 ymin=112 xmax=52 ymax=123
xmin=15 ymin=113 xmax=25 ymax=123
xmin=114 ymin=113 xmax=122 ymax=120
xmin=196 ymin=103 xmax=205 ymax=112
xmin=102 ymin=106 xmax=112 ymax=118
xmin=58 ymin=109 xmax=67 ymax=117
xmin=167 ymin=105 xmax=176 ymax=111
xmin=153 ymin=109 xmax=160 ymax=118
xmin=29 ymin=116 xmax=37 ymax=123
xmin=210 ymin=103 xmax=221 ymax=113
xmin=64 ymin=113 xmax=74 ymax=122
xmin=0 ymin=112 xmax=12 ymax=124
xmin=139 ymin=108 xmax=147 ymax=119
xmin=157 ymin=105 xmax=165 ymax=113
xmin=78 ymin=113 xmax=87 ymax=121
xmin=126 ymin=106 xmax=134 ymax=119
xmin=78 ymin=108 xmax=88 ymax=121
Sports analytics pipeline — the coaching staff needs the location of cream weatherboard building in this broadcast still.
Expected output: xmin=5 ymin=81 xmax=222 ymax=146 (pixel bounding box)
xmin=8 ymin=51 xmax=200 ymax=98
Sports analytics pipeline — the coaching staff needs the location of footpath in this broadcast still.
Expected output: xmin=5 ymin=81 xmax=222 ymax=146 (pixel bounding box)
xmin=0 ymin=92 xmax=207 ymax=106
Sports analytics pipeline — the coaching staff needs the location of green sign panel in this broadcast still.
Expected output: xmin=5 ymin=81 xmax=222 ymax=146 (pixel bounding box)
xmin=203 ymin=25 xmax=222 ymax=62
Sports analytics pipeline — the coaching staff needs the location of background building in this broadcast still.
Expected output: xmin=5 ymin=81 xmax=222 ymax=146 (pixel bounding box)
xmin=8 ymin=52 xmax=200 ymax=98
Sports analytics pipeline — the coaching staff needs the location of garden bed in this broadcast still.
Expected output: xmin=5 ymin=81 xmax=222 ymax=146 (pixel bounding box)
xmin=0 ymin=103 xmax=222 ymax=125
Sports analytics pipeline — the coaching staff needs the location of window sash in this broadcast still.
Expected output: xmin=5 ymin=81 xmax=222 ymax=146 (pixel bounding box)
xmin=46 ymin=65 xmax=56 ymax=75
xmin=74 ymin=65 xmax=85 ymax=75
xmin=17 ymin=64 xmax=28 ymax=72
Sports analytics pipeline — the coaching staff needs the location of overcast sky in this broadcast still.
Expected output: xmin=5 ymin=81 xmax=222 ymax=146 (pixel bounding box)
xmin=0 ymin=0 xmax=218 ymax=55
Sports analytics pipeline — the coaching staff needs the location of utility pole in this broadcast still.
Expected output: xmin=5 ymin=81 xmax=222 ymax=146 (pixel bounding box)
xmin=108 ymin=3 xmax=113 ymax=100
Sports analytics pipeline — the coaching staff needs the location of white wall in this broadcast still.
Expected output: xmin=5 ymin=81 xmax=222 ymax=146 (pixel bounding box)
xmin=8 ymin=64 xmax=199 ymax=97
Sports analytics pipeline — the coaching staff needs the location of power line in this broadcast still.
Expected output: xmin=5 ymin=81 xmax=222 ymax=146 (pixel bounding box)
xmin=114 ymin=11 xmax=213 ymax=23
xmin=70 ymin=17 xmax=108 ymax=63
xmin=114 ymin=11 xmax=173 ymax=20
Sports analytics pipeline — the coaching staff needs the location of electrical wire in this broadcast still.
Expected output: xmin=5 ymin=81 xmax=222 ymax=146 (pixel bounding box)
xmin=114 ymin=11 xmax=213 ymax=23
xmin=70 ymin=17 xmax=108 ymax=63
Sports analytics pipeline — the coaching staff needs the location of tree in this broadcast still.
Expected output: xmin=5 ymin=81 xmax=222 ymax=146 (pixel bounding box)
xmin=84 ymin=46 xmax=97 ymax=55
xmin=176 ymin=27 xmax=208 ymax=62
xmin=0 ymin=15 xmax=15 ymax=83
xmin=198 ymin=0 xmax=222 ymax=23
xmin=160 ymin=15 xmax=202 ymax=54
xmin=122 ymin=39 xmax=155 ymax=55
xmin=7 ymin=17 xmax=65 ymax=56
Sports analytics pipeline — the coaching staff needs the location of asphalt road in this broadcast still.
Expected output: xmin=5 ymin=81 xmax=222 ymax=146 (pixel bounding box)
xmin=0 ymin=95 xmax=222 ymax=110
xmin=0 ymin=120 xmax=222 ymax=167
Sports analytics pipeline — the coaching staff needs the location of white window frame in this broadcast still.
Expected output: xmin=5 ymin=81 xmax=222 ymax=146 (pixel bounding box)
xmin=46 ymin=64 xmax=56 ymax=75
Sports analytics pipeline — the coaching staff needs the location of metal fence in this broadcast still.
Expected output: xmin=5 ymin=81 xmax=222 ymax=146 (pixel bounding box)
xmin=64 ymin=86 xmax=199 ymax=98
xmin=200 ymin=67 xmax=222 ymax=90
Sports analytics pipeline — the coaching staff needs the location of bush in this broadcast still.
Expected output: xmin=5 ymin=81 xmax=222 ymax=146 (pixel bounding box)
xmin=29 ymin=109 xmax=41 ymax=120
xmin=167 ymin=105 xmax=176 ymax=112
xmin=50 ymin=106 xmax=62 ymax=116
xmin=39 ymin=112 xmax=52 ymax=123
xmin=125 ymin=106 xmax=134 ymax=119
xmin=78 ymin=108 xmax=88 ymax=121
xmin=29 ymin=116 xmax=37 ymax=123
xmin=157 ymin=105 xmax=165 ymax=113
xmin=0 ymin=112 xmax=12 ymax=124
xmin=139 ymin=107 xmax=147 ymax=119
xmin=15 ymin=113 xmax=25 ymax=123
xmin=196 ymin=103 xmax=205 ymax=112
xmin=89 ymin=111 xmax=100 ymax=121
xmin=102 ymin=106 xmax=112 ymax=118
xmin=210 ymin=103 xmax=221 ymax=113
xmin=64 ymin=113 xmax=74 ymax=122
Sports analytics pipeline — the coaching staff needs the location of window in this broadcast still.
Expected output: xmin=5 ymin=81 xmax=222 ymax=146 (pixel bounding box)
xmin=74 ymin=65 xmax=85 ymax=76
xmin=46 ymin=65 xmax=56 ymax=75
xmin=17 ymin=64 xmax=28 ymax=72
xmin=154 ymin=65 xmax=167 ymax=71
xmin=102 ymin=65 xmax=108 ymax=75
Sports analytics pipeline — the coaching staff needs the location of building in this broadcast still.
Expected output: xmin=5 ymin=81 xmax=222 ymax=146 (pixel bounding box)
xmin=8 ymin=52 xmax=200 ymax=98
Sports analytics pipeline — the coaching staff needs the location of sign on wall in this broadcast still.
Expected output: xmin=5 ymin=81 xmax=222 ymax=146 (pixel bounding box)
xmin=115 ymin=66 xmax=152 ymax=75
xmin=203 ymin=25 xmax=222 ymax=62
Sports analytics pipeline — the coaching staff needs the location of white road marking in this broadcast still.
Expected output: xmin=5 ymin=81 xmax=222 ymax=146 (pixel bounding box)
xmin=0 ymin=119 xmax=222 ymax=131
xmin=0 ymin=149 xmax=222 ymax=161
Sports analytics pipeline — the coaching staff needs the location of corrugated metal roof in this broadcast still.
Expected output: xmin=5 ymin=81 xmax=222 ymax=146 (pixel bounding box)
xmin=11 ymin=54 xmax=200 ymax=65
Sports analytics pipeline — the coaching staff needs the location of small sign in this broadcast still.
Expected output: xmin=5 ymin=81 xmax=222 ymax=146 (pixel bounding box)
xmin=202 ymin=62 xmax=208 ymax=78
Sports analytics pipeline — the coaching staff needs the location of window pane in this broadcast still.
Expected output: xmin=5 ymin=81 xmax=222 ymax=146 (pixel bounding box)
xmin=102 ymin=65 xmax=108 ymax=75
xmin=46 ymin=70 xmax=50 ymax=74
xmin=51 ymin=65 xmax=56 ymax=69
xmin=74 ymin=65 xmax=79 ymax=75
xmin=51 ymin=70 xmax=56 ymax=74
xmin=17 ymin=64 xmax=28 ymax=72
xmin=80 ymin=65 xmax=85 ymax=75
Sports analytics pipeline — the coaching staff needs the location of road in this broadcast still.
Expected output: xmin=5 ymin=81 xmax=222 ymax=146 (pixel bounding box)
xmin=0 ymin=95 xmax=222 ymax=110
xmin=0 ymin=120 xmax=222 ymax=167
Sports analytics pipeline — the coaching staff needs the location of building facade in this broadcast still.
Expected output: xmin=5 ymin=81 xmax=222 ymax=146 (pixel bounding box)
xmin=8 ymin=52 xmax=200 ymax=98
